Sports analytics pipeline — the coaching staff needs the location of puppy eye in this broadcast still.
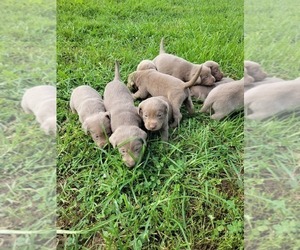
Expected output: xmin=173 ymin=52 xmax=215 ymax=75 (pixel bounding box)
xmin=144 ymin=114 xmax=148 ymax=118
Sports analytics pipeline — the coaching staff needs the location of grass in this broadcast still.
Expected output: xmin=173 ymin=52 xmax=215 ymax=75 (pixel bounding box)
xmin=57 ymin=0 xmax=244 ymax=249
xmin=244 ymin=0 xmax=300 ymax=249
xmin=0 ymin=0 xmax=56 ymax=249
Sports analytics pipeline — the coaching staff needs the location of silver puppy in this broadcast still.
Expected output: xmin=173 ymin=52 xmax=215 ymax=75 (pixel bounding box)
xmin=200 ymin=75 xmax=252 ymax=120
xmin=138 ymin=96 xmax=173 ymax=141
xmin=128 ymin=65 xmax=202 ymax=128
xmin=153 ymin=38 xmax=215 ymax=86
xmin=21 ymin=85 xmax=56 ymax=135
xmin=190 ymin=77 xmax=234 ymax=102
xmin=104 ymin=61 xmax=147 ymax=168
xmin=245 ymin=78 xmax=300 ymax=120
xmin=70 ymin=85 xmax=111 ymax=148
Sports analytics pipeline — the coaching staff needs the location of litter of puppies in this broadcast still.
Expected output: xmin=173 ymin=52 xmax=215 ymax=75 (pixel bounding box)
xmin=21 ymin=39 xmax=300 ymax=167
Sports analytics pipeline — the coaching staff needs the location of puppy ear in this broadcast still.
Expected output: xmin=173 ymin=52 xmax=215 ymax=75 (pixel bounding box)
xmin=138 ymin=128 xmax=147 ymax=145
xmin=104 ymin=111 xmax=110 ymax=120
xmin=109 ymin=132 xmax=118 ymax=148
xmin=82 ymin=119 xmax=90 ymax=135
xmin=137 ymin=103 xmax=143 ymax=116
xmin=163 ymin=102 xmax=169 ymax=115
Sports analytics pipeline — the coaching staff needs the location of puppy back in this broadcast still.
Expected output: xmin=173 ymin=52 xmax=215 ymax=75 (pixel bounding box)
xmin=103 ymin=77 xmax=140 ymax=131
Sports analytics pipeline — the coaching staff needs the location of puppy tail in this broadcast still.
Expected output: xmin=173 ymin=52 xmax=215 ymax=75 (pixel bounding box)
xmin=159 ymin=37 xmax=165 ymax=54
xmin=183 ymin=65 xmax=203 ymax=89
xmin=114 ymin=60 xmax=121 ymax=81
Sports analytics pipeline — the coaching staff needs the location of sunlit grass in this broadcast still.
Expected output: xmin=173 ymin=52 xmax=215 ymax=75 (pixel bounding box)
xmin=57 ymin=0 xmax=244 ymax=248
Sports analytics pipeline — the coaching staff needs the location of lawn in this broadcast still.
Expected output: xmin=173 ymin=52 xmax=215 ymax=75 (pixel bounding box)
xmin=57 ymin=0 xmax=244 ymax=249
xmin=244 ymin=0 xmax=300 ymax=249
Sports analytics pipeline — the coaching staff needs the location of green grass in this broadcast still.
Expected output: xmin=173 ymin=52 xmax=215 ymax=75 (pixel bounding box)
xmin=57 ymin=0 xmax=244 ymax=249
xmin=0 ymin=0 xmax=56 ymax=249
xmin=244 ymin=0 xmax=300 ymax=79
xmin=244 ymin=0 xmax=300 ymax=249
xmin=244 ymin=117 xmax=300 ymax=249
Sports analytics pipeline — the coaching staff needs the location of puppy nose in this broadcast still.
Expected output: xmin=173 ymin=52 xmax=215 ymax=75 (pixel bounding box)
xmin=148 ymin=123 xmax=157 ymax=130
xmin=98 ymin=141 xmax=107 ymax=148
xmin=125 ymin=158 xmax=136 ymax=168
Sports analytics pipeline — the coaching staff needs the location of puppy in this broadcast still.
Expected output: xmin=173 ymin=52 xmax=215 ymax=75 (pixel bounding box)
xmin=190 ymin=77 xmax=234 ymax=102
xmin=244 ymin=76 xmax=285 ymax=92
xmin=245 ymin=78 xmax=300 ymax=120
xmin=200 ymin=77 xmax=248 ymax=120
xmin=203 ymin=60 xmax=224 ymax=81
xmin=128 ymin=65 xmax=203 ymax=128
xmin=21 ymin=85 xmax=56 ymax=135
xmin=138 ymin=96 xmax=173 ymax=141
xmin=153 ymin=38 xmax=215 ymax=86
xmin=137 ymin=59 xmax=157 ymax=71
xmin=104 ymin=61 xmax=147 ymax=168
xmin=244 ymin=60 xmax=268 ymax=82
xmin=70 ymin=85 xmax=111 ymax=148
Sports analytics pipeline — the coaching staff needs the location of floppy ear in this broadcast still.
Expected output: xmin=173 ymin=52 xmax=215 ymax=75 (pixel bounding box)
xmin=162 ymin=101 xmax=169 ymax=115
xmin=137 ymin=103 xmax=143 ymax=116
xmin=109 ymin=132 xmax=119 ymax=148
xmin=104 ymin=111 xmax=110 ymax=120
xmin=138 ymin=128 xmax=147 ymax=145
xmin=82 ymin=119 xmax=90 ymax=135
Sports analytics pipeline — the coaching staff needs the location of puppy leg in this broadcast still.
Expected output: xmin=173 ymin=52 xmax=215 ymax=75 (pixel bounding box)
xmin=183 ymin=95 xmax=194 ymax=114
xmin=246 ymin=112 xmax=269 ymax=120
xmin=160 ymin=120 xmax=169 ymax=141
xmin=211 ymin=112 xmax=226 ymax=120
xmin=170 ymin=106 xmax=182 ymax=128
xmin=132 ymin=87 xmax=149 ymax=100
xmin=210 ymin=101 xmax=230 ymax=120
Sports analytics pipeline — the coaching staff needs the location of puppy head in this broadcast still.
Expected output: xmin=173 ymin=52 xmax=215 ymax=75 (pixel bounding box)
xmin=244 ymin=68 xmax=255 ymax=85
xmin=244 ymin=60 xmax=267 ymax=81
xmin=109 ymin=126 xmax=147 ymax=168
xmin=138 ymin=97 xmax=169 ymax=131
xmin=41 ymin=116 xmax=56 ymax=135
xmin=193 ymin=65 xmax=215 ymax=86
xmin=82 ymin=112 xmax=111 ymax=148
xmin=137 ymin=60 xmax=157 ymax=71
xmin=204 ymin=60 xmax=224 ymax=81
